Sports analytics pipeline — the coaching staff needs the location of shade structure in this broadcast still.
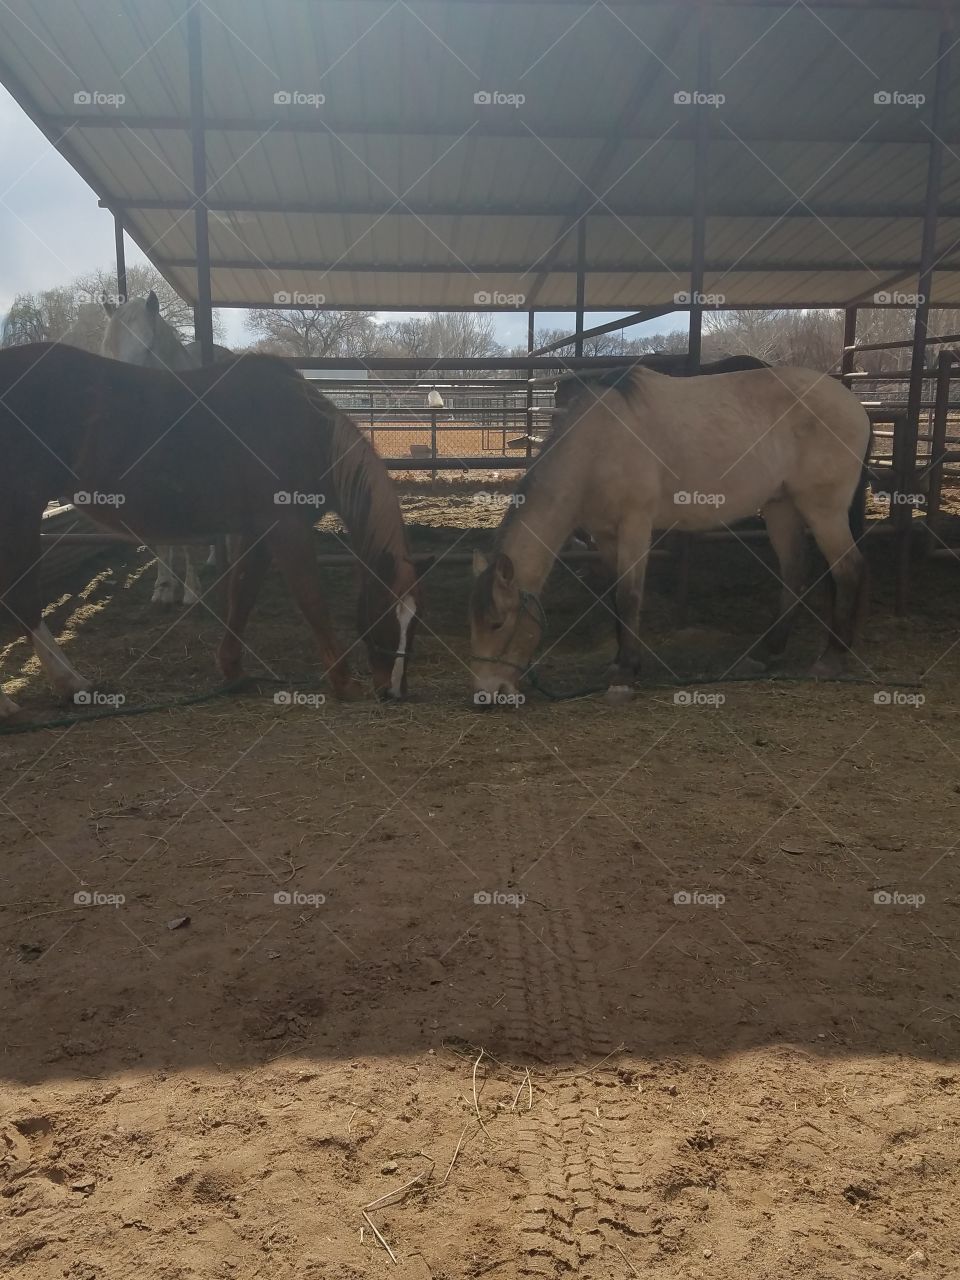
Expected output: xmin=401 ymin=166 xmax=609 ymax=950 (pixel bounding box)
xmin=0 ymin=0 xmax=957 ymax=312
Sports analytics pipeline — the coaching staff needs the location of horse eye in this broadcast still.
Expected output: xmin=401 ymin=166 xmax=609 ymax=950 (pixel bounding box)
xmin=489 ymin=620 xmax=504 ymax=632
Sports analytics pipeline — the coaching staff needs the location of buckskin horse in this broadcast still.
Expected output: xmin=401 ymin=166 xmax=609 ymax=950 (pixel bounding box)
xmin=0 ymin=343 xmax=421 ymax=715
xmin=470 ymin=363 xmax=870 ymax=704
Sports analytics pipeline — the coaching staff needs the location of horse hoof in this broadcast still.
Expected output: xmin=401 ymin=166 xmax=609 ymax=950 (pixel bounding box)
xmin=605 ymin=684 xmax=635 ymax=705
xmin=151 ymin=586 xmax=177 ymax=607
xmin=809 ymin=657 xmax=843 ymax=680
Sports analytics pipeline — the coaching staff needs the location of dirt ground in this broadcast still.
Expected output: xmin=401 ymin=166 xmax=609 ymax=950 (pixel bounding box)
xmin=2 ymin=491 xmax=960 ymax=1279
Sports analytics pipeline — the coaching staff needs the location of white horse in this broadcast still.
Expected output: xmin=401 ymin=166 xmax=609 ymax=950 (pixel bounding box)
xmin=101 ymin=291 xmax=231 ymax=605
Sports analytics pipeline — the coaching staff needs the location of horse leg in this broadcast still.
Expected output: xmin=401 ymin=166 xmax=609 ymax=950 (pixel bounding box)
xmin=30 ymin=622 xmax=91 ymax=700
xmin=605 ymin=516 xmax=653 ymax=704
xmin=151 ymin=545 xmax=178 ymax=606
xmin=750 ymin=496 xmax=808 ymax=663
xmin=266 ymin=521 xmax=363 ymax=700
xmin=182 ymin=548 xmax=203 ymax=607
xmin=217 ymin=536 xmax=271 ymax=681
xmin=795 ymin=502 xmax=867 ymax=677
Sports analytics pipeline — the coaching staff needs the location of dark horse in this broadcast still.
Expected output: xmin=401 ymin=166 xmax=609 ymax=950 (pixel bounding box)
xmin=0 ymin=344 xmax=422 ymax=716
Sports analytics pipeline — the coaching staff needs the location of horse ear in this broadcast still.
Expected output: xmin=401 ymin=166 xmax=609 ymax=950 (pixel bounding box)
xmin=494 ymin=553 xmax=515 ymax=586
xmin=472 ymin=549 xmax=490 ymax=578
xmin=101 ymin=295 xmax=116 ymax=316
xmin=146 ymin=290 xmax=159 ymax=315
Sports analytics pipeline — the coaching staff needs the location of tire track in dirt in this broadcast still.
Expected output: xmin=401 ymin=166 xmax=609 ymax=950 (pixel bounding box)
xmin=497 ymin=804 xmax=647 ymax=1278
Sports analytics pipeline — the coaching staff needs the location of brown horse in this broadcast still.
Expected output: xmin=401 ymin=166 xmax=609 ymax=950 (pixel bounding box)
xmin=0 ymin=344 xmax=421 ymax=715
xmin=471 ymin=364 xmax=870 ymax=704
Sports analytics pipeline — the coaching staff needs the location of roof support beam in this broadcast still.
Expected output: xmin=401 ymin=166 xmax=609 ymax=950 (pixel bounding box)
xmin=687 ymin=7 xmax=712 ymax=373
xmin=58 ymin=114 xmax=960 ymax=145
xmin=156 ymin=256 xmax=960 ymax=275
xmin=186 ymin=3 xmax=214 ymax=364
xmin=897 ymin=21 xmax=952 ymax=612
xmin=574 ymin=222 xmax=586 ymax=356
xmin=529 ymin=306 xmax=676 ymax=357
xmin=100 ymin=196 xmax=960 ymax=220
xmin=113 ymin=212 xmax=127 ymax=305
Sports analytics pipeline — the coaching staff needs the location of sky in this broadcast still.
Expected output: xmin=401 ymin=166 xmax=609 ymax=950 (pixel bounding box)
xmin=0 ymin=84 xmax=682 ymax=351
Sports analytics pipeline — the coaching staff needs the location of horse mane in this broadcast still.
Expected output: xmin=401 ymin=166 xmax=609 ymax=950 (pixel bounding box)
xmin=301 ymin=382 xmax=408 ymax=573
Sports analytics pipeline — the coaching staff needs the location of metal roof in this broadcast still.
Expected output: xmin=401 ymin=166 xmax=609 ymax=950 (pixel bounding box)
xmin=0 ymin=0 xmax=958 ymax=311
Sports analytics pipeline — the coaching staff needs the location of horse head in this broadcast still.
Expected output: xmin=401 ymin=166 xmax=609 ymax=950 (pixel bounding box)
xmin=101 ymin=292 xmax=193 ymax=371
xmin=469 ymin=550 xmax=541 ymax=706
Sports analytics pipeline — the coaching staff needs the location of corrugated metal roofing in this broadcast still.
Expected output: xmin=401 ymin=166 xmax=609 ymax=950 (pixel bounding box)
xmin=0 ymin=0 xmax=957 ymax=311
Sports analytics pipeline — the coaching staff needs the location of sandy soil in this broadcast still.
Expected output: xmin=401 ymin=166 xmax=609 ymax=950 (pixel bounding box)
xmin=2 ymin=495 xmax=959 ymax=1279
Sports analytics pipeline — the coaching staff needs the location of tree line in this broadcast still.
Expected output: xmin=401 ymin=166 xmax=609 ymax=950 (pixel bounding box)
xmin=4 ymin=263 xmax=959 ymax=375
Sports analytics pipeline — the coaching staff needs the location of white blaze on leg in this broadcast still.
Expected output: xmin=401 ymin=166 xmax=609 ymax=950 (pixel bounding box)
xmin=390 ymin=594 xmax=417 ymax=697
xmin=30 ymin=622 xmax=91 ymax=696
xmin=183 ymin=552 xmax=201 ymax=606
xmin=152 ymin=546 xmax=178 ymax=605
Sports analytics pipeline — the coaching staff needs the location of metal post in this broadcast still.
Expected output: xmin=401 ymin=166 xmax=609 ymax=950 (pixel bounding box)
xmin=574 ymin=222 xmax=586 ymax=357
xmin=186 ymin=3 xmax=215 ymax=365
xmin=896 ymin=23 xmax=951 ymax=614
xmin=687 ymin=6 xmax=711 ymax=375
xmin=840 ymin=306 xmax=858 ymax=382
xmin=923 ymin=350 xmax=955 ymax=550
xmin=526 ymin=310 xmax=535 ymax=460
xmin=113 ymin=211 xmax=128 ymax=303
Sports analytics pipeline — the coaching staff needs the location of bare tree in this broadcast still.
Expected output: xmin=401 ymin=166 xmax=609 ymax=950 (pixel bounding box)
xmin=377 ymin=312 xmax=504 ymax=378
xmin=2 ymin=263 xmax=215 ymax=350
xmin=244 ymin=308 xmax=383 ymax=359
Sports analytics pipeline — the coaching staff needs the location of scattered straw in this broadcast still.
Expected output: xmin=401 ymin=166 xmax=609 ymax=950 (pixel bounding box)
xmin=571 ymin=1043 xmax=628 ymax=1081
xmin=614 ymin=1243 xmax=640 ymax=1276
xmin=361 ymin=1209 xmax=397 ymax=1264
xmin=472 ymin=1048 xmax=491 ymax=1138
xmin=441 ymin=1124 xmax=471 ymax=1187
